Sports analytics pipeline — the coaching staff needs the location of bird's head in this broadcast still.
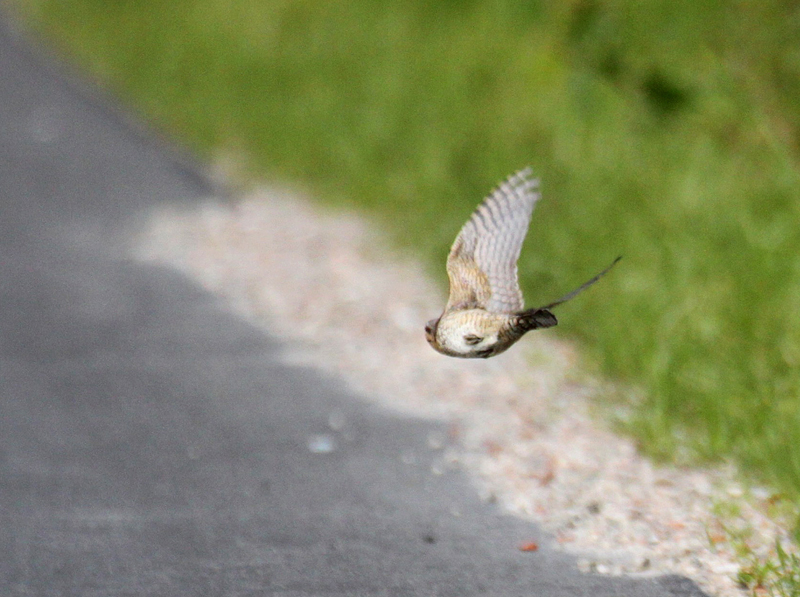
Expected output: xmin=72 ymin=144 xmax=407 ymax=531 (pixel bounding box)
xmin=424 ymin=314 xmax=501 ymax=359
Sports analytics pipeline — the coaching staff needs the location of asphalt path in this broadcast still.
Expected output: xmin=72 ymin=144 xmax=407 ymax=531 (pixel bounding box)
xmin=0 ymin=13 xmax=706 ymax=597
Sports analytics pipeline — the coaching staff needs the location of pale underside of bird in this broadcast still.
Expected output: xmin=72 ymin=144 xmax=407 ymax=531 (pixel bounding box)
xmin=425 ymin=167 xmax=620 ymax=359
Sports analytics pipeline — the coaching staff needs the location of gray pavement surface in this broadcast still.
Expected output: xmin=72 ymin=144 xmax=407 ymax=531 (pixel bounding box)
xmin=0 ymin=13 xmax=707 ymax=597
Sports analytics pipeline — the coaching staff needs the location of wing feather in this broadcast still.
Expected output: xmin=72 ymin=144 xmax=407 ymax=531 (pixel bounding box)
xmin=445 ymin=167 xmax=540 ymax=313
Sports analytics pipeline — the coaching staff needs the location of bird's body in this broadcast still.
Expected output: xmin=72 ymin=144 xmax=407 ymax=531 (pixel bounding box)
xmin=425 ymin=167 xmax=619 ymax=359
xmin=427 ymin=308 xmax=556 ymax=359
xmin=429 ymin=309 xmax=507 ymax=359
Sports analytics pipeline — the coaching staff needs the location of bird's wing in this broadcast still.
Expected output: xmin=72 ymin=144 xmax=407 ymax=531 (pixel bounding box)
xmin=445 ymin=167 xmax=540 ymax=314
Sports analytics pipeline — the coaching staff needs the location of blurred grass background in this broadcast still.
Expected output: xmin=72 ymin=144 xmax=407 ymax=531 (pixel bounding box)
xmin=8 ymin=0 xmax=800 ymax=504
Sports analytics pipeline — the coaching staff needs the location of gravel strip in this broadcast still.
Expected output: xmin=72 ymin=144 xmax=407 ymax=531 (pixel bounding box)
xmin=135 ymin=189 xmax=788 ymax=597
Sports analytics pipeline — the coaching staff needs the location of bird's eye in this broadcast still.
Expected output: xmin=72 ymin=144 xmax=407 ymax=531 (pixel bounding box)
xmin=464 ymin=334 xmax=483 ymax=345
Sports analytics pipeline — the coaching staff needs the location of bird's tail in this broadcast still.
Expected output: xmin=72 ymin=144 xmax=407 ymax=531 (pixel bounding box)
xmin=514 ymin=308 xmax=558 ymax=333
xmin=540 ymin=256 xmax=622 ymax=310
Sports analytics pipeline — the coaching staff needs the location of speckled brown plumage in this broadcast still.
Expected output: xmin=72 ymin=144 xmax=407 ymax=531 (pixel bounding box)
xmin=425 ymin=167 xmax=620 ymax=359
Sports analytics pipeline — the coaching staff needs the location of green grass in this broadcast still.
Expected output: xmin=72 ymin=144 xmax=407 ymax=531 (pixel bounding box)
xmin=737 ymin=540 xmax=800 ymax=597
xmin=8 ymin=0 xmax=800 ymax=504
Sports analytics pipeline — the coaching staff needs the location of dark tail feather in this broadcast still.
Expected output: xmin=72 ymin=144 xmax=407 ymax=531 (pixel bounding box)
xmin=515 ymin=308 xmax=558 ymax=332
xmin=540 ymin=256 xmax=622 ymax=310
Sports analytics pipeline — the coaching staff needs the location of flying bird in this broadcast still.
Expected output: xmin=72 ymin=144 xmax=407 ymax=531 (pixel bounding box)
xmin=425 ymin=167 xmax=620 ymax=359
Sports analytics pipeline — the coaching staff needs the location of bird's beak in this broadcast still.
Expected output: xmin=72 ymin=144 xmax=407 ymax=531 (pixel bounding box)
xmin=424 ymin=319 xmax=438 ymax=345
